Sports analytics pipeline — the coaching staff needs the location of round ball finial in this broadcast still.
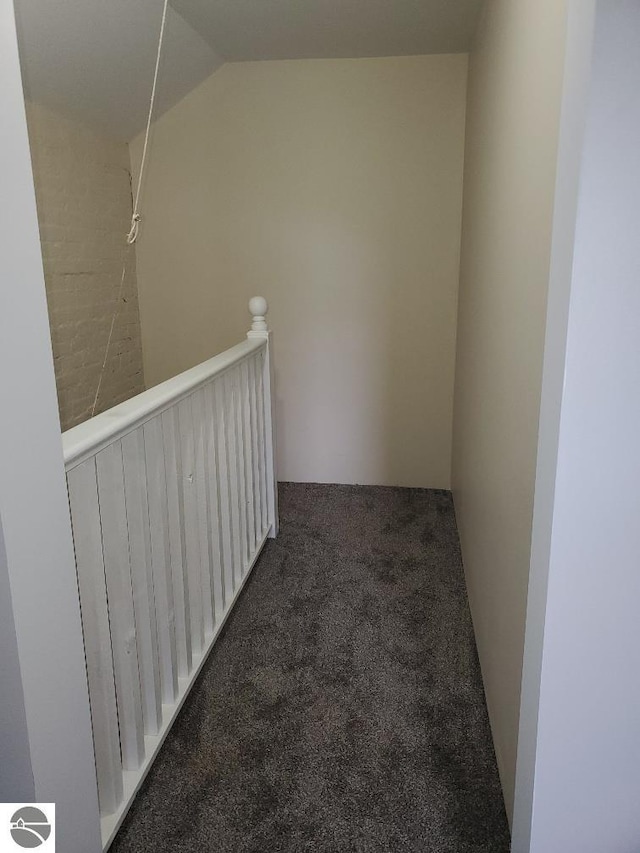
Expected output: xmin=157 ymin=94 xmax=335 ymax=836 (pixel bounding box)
xmin=248 ymin=296 xmax=268 ymax=332
xmin=249 ymin=296 xmax=268 ymax=318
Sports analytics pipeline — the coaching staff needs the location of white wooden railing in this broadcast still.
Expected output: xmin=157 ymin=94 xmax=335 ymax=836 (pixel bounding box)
xmin=63 ymin=298 xmax=278 ymax=850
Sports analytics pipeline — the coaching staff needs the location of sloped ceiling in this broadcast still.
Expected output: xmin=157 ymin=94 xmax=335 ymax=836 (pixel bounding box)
xmin=172 ymin=0 xmax=483 ymax=61
xmin=14 ymin=0 xmax=223 ymax=142
xmin=14 ymin=0 xmax=482 ymax=142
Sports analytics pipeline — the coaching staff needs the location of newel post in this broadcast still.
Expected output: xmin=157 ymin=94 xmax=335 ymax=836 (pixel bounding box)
xmin=247 ymin=297 xmax=279 ymax=537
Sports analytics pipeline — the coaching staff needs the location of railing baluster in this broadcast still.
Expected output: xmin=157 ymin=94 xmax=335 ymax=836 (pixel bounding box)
xmin=213 ymin=378 xmax=235 ymax=606
xmin=67 ymin=459 xmax=123 ymax=816
xmin=122 ymin=428 xmax=162 ymax=736
xmin=248 ymin=354 xmax=262 ymax=543
xmin=241 ymin=359 xmax=257 ymax=557
xmin=143 ymin=416 xmax=178 ymax=705
xmin=233 ymin=366 xmax=250 ymax=574
xmin=224 ymin=371 xmax=243 ymax=591
xmin=255 ymin=348 xmax=268 ymax=535
xmin=95 ymin=441 xmax=145 ymax=771
xmin=204 ymin=384 xmax=225 ymax=625
xmin=177 ymin=397 xmax=205 ymax=654
xmin=161 ymin=407 xmax=192 ymax=678
xmin=192 ymin=389 xmax=215 ymax=637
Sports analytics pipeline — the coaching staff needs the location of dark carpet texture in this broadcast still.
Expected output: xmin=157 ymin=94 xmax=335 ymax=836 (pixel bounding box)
xmin=111 ymin=483 xmax=510 ymax=853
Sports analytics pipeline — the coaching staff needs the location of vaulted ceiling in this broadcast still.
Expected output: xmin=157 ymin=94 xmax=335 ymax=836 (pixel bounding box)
xmin=15 ymin=0 xmax=482 ymax=141
xmin=171 ymin=0 xmax=483 ymax=61
xmin=15 ymin=0 xmax=223 ymax=142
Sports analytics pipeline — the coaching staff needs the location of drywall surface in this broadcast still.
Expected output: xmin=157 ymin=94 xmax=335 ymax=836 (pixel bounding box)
xmin=0 ymin=520 xmax=34 ymax=802
xmin=524 ymin=2 xmax=640 ymax=849
xmin=1 ymin=2 xmax=102 ymax=846
xmin=131 ymin=55 xmax=467 ymax=487
xmin=511 ymin=0 xmax=596 ymax=847
xmin=26 ymin=102 xmax=145 ymax=430
xmin=451 ymin=0 xmax=568 ymax=820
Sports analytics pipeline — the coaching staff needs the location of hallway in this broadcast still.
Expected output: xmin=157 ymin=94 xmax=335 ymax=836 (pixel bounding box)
xmin=110 ymin=483 xmax=509 ymax=853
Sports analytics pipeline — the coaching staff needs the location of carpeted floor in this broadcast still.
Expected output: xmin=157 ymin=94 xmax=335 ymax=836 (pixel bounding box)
xmin=111 ymin=483 xmax=510 ymax=853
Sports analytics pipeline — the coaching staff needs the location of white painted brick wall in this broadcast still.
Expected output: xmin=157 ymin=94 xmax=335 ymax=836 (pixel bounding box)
xmin=25 ymin=102 xmax=145 ymax=431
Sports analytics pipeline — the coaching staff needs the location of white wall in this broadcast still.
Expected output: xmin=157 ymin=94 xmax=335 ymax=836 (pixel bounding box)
xmin=0 ymin=3 xmax=101 ymax=848
xmin=131 ymin=55 xmax=467 ymax=488
xmin=451 ymin=0 xmax=569 ymax=821
xmin=0 ymin=520 xmax=34 ymax=802
xmin=511 ymin=0 xmax=597 ymax=845
xmin=26 ymin=102 xmax=145 ymax=430
xmin=515 ymin=2 xmax=640 ymax=849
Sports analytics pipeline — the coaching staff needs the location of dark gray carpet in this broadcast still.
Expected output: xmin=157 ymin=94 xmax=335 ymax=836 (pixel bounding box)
xmin=111 ymin=483 xmax=510 ymax=853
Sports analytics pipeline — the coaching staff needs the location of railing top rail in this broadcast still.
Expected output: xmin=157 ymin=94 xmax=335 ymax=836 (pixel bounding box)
xmin=63 ymin=337 xmax=266 ymax=471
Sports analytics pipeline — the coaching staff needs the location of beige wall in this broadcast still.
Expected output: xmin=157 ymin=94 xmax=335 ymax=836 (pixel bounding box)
xmin=131 ymin=55 xmax=467 ymax=487
xmin=26 ymin=102 xmax=145 ymax=430
xmin=451 ymin=0 xmax=569 ymax=822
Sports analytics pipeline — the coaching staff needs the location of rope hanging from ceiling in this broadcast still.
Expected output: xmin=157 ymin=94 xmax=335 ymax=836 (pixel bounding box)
xmin=91 ymin=0 xmax=169 ymax=418
xmin=127 ymin=0 xmax=169 ymax=244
